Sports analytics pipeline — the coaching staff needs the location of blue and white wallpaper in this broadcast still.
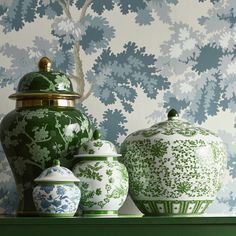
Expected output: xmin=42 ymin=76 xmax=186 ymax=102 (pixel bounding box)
xmin=0 ymin=0 xmax=236 ymax=215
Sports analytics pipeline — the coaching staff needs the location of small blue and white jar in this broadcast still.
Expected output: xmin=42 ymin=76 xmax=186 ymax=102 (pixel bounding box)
xmin=33 ymin=160 xmax=81 ymax=217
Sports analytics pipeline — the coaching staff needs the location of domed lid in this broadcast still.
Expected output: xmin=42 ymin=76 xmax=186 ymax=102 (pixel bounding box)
xmin=130 ymin=108 xmax=217 ymax=138
xmin=75 ymin=130 xmax=121 ymax=157
xmin=9 ymin=57 xmax=80 ymax=100
xmin=34 ymin=160 xmax=80 ymax=183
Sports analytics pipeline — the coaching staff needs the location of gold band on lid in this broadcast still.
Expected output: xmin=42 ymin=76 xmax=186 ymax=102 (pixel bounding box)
xmin=38 ymin=57 xmax=52 ymax=72
xmin=16 ymin=99 xmax=75 ymax=108
xmin=9 ymin=92 xmax=81 ymax=100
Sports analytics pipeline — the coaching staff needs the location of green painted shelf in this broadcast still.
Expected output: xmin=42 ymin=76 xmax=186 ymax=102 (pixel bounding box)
xmin=1 ymin=215 xmax=236 ymax=236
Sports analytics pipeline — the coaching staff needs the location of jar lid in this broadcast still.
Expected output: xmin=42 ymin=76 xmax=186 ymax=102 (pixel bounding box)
xmin=129 ymin=108 xmax=217 ymax=138
xmin=34 ymin=160 xmax=80 ymax=183
xmin=9 ymin=57 xmax=80 ymax=101
xmin=75 ymin=130 xmax=121 ymax=157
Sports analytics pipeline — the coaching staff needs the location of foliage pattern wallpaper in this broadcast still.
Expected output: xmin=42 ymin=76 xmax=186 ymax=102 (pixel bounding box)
xmin=0 ymin=0 xmax=236 ymax=214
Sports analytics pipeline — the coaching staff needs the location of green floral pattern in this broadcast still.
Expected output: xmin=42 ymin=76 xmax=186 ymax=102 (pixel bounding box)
xmin=73 ymin=160 xmax=128 ymax=211
xmin=132 ymin=119 xmax=216 ymax=138
xmin=80 ymin=139 xmax=118 ymax=155
xmin=122 ymin=138 xmax=226 ymax=199
xmin=0 ymin=107 xmax=92 ymax=213
xmin=121 ymin=117 xmax=226 ymax=215
xmin=2 ymin=108 xmax=91 ymax=170
xmin=18 ymin=72 xmax=73 ymax=93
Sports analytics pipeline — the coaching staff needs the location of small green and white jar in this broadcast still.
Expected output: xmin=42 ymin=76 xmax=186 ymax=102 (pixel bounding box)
xmin=121 ymin=109 xmax=227 ymax=216
xmin=73 ymin=130 xmax=129 ymax=217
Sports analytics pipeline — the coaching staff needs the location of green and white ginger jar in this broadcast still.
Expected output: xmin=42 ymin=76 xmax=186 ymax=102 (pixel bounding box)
xmin=73 ymin=130 xmax=129 ymax=217
xmin=33 ymin=160 xmax=81 ymax=217
xmin=121 ymin=109 xmax=227 ymax=216
xmin=0 ymin=57 xmax=92 ymax=216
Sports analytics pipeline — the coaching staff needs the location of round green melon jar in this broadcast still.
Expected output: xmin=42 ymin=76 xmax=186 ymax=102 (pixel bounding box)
xmin=0 ymin=57 xmax=92 ymax=216
xmin=121 ymin=109 xmax=227 ymax=216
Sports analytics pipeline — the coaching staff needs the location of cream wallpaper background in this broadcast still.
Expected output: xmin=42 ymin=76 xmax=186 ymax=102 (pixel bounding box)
xmin=0 ymin=0 xmax=236 ymax=214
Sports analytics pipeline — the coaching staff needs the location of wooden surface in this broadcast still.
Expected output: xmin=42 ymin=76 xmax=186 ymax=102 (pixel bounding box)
xmin=1 ymin=215 xmax=236 ymax=236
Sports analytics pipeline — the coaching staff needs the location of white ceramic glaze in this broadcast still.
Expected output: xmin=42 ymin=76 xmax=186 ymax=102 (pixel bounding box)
xmin=73 ymin=130 xmax=129 ymax=217
xmin=74 ymin=154 xmax=122 ymax=158
xmin=34 ymin=160 xmax=80 ymax=182
xmin=33 ymin=160 xmax=81 ymax=217
xmin=121 ymin=109 xmax=227 ymax=216
xmin=78 ymin=130 xmax=118 ymax=156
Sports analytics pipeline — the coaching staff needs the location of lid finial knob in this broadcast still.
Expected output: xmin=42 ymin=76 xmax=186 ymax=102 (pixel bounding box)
xmin=53 ymin=159 xmax=60 ymax=166
xmin=93 ymin=130 xmax=101 ymax=140
xmin=38 ymin=57 xmax=52 ymax=72
xmin=167 ymin=109 xmax=179 ymax=120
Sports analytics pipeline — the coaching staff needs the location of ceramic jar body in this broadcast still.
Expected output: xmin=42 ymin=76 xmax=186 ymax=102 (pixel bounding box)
xmin=73 ymin=159 xmax=129 ymax=216
xmin=33 ymin=183 xmax=80 ymax=217
xmin=121 ymin=118 xmax=227 ymax=216
xmin=0 ymin=107 xmax=91 ymax=215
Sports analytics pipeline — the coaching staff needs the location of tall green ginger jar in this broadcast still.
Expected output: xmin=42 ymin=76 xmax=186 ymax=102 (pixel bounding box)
xmin=0 ymin=57 xmax=93 ymax=216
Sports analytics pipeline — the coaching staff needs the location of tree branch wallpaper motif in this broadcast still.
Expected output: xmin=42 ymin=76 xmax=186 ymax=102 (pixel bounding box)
xmin=0 ymin=0 xmax=236 ymax=214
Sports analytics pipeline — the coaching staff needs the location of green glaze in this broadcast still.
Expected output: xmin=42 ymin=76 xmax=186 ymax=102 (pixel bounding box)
xmin=83 ymin=210 xmax=118 ymax=215
xmin=134 ymin=200 xmax=212 ymax=216
xmin=167 ymin=108 xmax=179 ymax=119
xmin=0 ymin=59 xmax=92 ymax=216
xmin=2 ymin=216 xmax=236 ymax=236
xmin=17 ymin=71 xmax=74 ymax=94
xmin=93 ymin=130 xmax=101 ymax=140
xmin=0 ymin=107 xmax=92 ymax=215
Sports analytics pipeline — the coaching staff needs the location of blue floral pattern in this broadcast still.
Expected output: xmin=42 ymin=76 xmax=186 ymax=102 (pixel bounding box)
xmin=0 ymin=0 xmax=236 ymax=214
xmin=38 ymin=166 xmax=74 ymax=179
xmin=33 ymin=184 xmax=80 ymax=215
